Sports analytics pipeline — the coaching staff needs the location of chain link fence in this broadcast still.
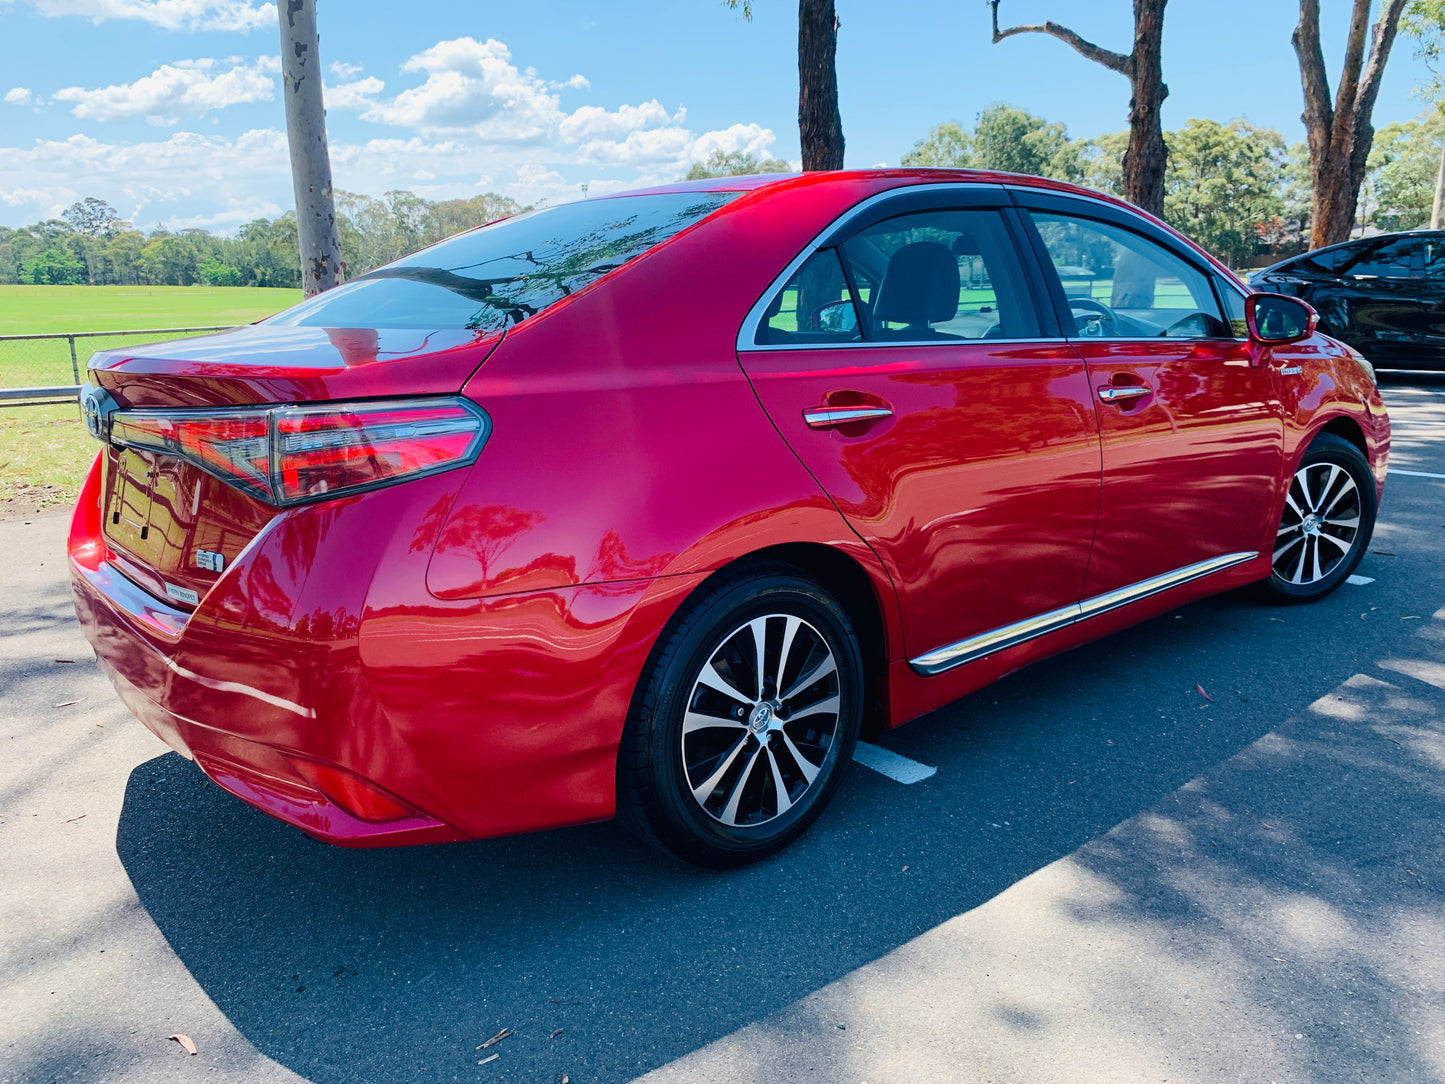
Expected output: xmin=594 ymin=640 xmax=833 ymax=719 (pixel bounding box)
xmin=0 ymin=327 xmax=235 ymax=405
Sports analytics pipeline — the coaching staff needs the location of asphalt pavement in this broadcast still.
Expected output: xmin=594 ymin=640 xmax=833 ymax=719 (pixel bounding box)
xmin=5 ymin=378 xmax=1445 ymax=1083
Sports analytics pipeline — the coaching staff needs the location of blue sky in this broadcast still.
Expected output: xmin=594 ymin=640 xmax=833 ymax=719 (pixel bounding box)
xmin=0 ymin=0 xmax=1439 ymax=232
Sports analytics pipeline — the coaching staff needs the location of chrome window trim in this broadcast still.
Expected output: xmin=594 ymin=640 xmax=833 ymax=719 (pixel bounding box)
xmin=735 ymin=183 xmax=1003 ymax=354
xmin=908 ymin=550 xmax=1258 ymax=676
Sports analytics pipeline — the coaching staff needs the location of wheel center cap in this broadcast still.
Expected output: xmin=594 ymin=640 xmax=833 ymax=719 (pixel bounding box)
xmin=1303 ymin=513 xmax=1322 ymax=535
xmin=749 ymin=702 xmax=774 ymax=733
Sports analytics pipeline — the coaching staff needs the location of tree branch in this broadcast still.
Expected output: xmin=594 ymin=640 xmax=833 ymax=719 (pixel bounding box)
xmin=1293 ymin=0 xmax=1334 ymax=159
xmin=1333 ymin=0 xmax=1373 ymax=123
xmin=1355 ymin=0 xmax=1410 ymax=129
xmin=988 ymin=1 xmax=1132 ymax=76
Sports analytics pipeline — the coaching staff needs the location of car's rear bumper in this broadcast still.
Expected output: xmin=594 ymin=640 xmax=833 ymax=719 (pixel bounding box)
xmin=69 ymin=452 xmax=701 ymax=847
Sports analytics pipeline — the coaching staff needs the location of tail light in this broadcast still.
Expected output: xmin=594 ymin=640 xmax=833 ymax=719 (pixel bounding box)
xmin=100 ymin=397 xmax=489 ymax=506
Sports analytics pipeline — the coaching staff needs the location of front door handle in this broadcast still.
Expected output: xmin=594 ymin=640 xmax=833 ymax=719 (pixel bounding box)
xmin=802 ymin=405 xmax=893 ymax=430
xmin=1098 ymin=385 xmax=1151 ymax=403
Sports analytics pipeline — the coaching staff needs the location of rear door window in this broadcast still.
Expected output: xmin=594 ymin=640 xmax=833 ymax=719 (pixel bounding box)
xmin=270 ymin=192 xmax=737 ymax=331
xmin=1337 ymin=236 xmax=1419 ymax=279
xmin=839 ymin=207 xmax=1041 ymax=341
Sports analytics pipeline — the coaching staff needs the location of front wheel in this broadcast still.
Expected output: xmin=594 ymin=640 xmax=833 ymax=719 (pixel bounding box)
xmin=617 ymin=567 xmax=864 ymax=868
xmin=1261 ymin=433 xmax=1377 ymax=603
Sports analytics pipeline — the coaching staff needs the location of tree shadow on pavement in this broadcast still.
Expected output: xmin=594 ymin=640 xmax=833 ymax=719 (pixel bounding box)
xmin=113 ymin=415 xmax=1445 ymax=1084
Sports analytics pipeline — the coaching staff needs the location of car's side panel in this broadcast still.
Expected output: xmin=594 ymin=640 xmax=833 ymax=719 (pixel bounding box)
xmin=739 ymin=342 xmax=1102 ymax=663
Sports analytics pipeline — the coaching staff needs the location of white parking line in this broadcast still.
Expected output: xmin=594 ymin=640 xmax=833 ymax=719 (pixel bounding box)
xmin=1389 ymin=468 xmax=1445 ymax=479
xmin=853 ymin=741 xmax=937 ymax=784
xmin=1347 ymin=574 xmax=1375 ymax=585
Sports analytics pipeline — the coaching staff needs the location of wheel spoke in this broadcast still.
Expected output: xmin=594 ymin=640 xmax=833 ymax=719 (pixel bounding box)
xmin=1273 ymin=534 xmax=1305 ymax=565
xmin=766 ymin=746 xmax=793 ymax=815
xmin=1284 ymin=489 xmax=1306 ymax=520
xmin=781 ymin=655 xmax=836 ymax=701
xmin=1317 ymin=531 xmax=1352 ymax=555
xmin=683 ymin=710 xmax=747 ymax=735
xmin=776 ymin=615 xmax=802 ymax=692
xmin=691 ymin=732 xmax=751 ymax=804
xmin=786 ymin=693 xmax=840 ymax=724
xmin=719 ymin=744 xmax=765 ymax=825
xmin=1323 ymin=515 xmax=1359 ymax=529
xmin=1277 ymin=521 xmax=1303 ymax=537
xmin=695 ymin=661 xmax=751 ymax=704
xmin=779 ymin=730 xmax=821 ymax=785
xmin=747 ymin=617 xmax=768 ymax=700
xmin=1310 ymin=534 xmax=1325 ymax=582
xmin=1322 ymin=477 xmax=1358 ymax=519
xmin=1289 ymin=535 xmax=1309 ymax=584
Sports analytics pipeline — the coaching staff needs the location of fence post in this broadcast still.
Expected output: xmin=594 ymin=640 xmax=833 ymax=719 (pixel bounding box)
xmin=68 ymin=336 xmax=79 ymax=385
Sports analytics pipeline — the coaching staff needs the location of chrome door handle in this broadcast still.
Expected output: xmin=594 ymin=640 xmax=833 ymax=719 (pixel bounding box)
xmin=802 ymin=406 xmax=893 ymax=430
xmin=1098 ymin=385 xmax=1150 ymax=403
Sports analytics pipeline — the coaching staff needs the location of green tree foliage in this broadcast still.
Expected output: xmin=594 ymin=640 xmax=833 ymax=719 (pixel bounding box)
xmin=1368 ymin=111 xmax=1445 ymax=229
xmin=1163 ymin=118 xmax=1286 ymax=266
xmin=684 ymin=149 xmax=792 ymax=180
xmin=335 ymin=189 xmax=527 ymax=276
xmin=902 ymin=105 xmax=1080 ymax=181
xmin=0 ymin=189 xmax=527 ymax=286
xmin=19 ymin=248 xmax=85 ymax=284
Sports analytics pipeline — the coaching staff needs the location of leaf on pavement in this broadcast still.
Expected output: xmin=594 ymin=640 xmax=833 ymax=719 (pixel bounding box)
xmin=549 ymin=1028 xmax=564 ymax=1039
xmin=167 ymin=1034 xmax=198 ymax=1055
xmin=1195 ymin=684 xmax=1214 ymax=703
xmin=477 ymin=1028 xmax=512 ymax=1049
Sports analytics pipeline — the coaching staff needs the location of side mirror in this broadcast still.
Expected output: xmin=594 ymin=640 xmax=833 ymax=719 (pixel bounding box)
xmin=809 ymin=299 xmax=859 ymax=335
xmin=1246 ymin=293 xmax=1318 ymax=345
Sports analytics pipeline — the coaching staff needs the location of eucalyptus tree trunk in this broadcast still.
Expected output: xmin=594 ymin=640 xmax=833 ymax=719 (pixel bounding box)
xmin=278 ymin=0 xmax=342 ymax=295
xmin=1432 ymin=141 xmax=1445 ymax=229
xmin=1294 ymin=0 xmax=1409 ymax=248
xmin=990 ymin=0 xmax=1168 ymax=217
xmin=798 ymin=0 xmax=844 ymax=170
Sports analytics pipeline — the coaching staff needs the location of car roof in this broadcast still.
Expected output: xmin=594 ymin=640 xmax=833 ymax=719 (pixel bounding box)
xmin=1258 ymin=228 xmax=1445 ymax=274
xmin=609 ymin=168 xmax=1151 ymax=218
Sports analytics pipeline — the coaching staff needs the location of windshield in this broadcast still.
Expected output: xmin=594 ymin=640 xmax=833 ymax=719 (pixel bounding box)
xmin=268 ymin=192 xmax=737 ymax=331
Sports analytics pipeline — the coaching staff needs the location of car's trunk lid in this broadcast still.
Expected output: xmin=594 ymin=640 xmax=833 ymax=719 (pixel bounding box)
xmin=88 ymin=324 xmax=501 ymax=609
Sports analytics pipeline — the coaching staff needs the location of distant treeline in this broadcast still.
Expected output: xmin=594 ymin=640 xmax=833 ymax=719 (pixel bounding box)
xmin=0 ymin=190 xmax=526 ymax=288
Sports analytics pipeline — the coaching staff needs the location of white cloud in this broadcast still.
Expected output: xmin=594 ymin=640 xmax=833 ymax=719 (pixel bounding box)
xmin=0 ymin=35 xmax=785 ymax=231
xmin=324 ymin=76 xmax=385 ymax=113
xmin=2 ymin=0 xmax=275 ymax=30
xmin=4 ymin=87 xmax=35 ymax=105
xmin=330 ymin=61 xmax=364 ymax=80
xmin=558 ymin=101 xmax=674 ymax=143
xmin=53 ymin=56 xmax=278 ymax=124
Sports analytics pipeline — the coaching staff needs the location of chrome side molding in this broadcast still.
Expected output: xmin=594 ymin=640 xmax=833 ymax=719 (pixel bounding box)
xmin=909 ymin=551 xmax=1258 ymax=676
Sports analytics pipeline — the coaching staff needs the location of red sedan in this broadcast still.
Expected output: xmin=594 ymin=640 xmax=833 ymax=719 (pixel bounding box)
xmin=70 ymin=170 xmax=1389 ymax=867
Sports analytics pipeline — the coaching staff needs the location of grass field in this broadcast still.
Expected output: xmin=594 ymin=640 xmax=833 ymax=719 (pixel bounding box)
xmin=0 ymin=285 xmax=300 ymax=513
xmin=0 ymin=284 xmax=302 ymax=335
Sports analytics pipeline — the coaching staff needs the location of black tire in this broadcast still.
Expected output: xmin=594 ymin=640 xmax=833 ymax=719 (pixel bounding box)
xmin=1259 ymin=432 xmax=1377 ymax=603
xmin=617 ymin=564 xmax=864 ymax=868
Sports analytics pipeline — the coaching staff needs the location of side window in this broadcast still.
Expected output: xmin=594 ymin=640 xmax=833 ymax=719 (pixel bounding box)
xmin=838 ymin=208 xmax=1040 ymax=342
xmin=1286 ymin=245 xmax=1354 ymax=277
xmin=1029 ymin=212 xmax=1230 ymax=339
xmin=755 ymin=248 xmax=862 ymax=346
xmin=1220 ymin=283 xmax=1248 ymax=339
xmin=1424 ymin=238 xmax=1445 ymax=281
xmin=1339 ymin=236 xmax=1417 ymax=279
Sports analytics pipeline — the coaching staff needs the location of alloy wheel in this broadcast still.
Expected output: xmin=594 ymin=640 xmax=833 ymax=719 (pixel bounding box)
xmin=681 ymin=613 xmax=841 ymax=828
xmin=1273 ymin=461 xmax=1362 ymax=586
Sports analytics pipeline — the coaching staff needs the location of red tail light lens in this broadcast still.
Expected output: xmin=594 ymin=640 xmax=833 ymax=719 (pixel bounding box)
xmin=104 ymin=397 xmax=489 ymax=507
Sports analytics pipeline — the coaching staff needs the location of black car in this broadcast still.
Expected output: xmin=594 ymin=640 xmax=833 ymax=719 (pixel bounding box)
xmin=1249 ymin=230 xmax=1445 ymax=370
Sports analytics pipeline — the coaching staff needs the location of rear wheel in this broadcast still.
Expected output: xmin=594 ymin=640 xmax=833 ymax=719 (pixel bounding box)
xmin=617 ymin=566 xmax=863 ymax=868
xmin=1261 ymin=433 xmax=1377 ymax=603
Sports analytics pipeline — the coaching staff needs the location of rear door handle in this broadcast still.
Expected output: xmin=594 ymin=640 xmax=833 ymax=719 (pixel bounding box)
xmin=1097 ymin=385 xmax=1150 ymax=403
xmin=802 ymin=406 xmax=893 ymax=430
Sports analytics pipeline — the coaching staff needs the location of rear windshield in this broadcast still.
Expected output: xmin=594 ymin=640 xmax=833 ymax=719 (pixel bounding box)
xmin=268 ymin=192 xmax=737 ymax=332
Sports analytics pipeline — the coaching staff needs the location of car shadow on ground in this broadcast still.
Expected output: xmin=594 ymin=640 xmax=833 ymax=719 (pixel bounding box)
xmin=113 ymin=508 xmax=1443 ymax=1084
